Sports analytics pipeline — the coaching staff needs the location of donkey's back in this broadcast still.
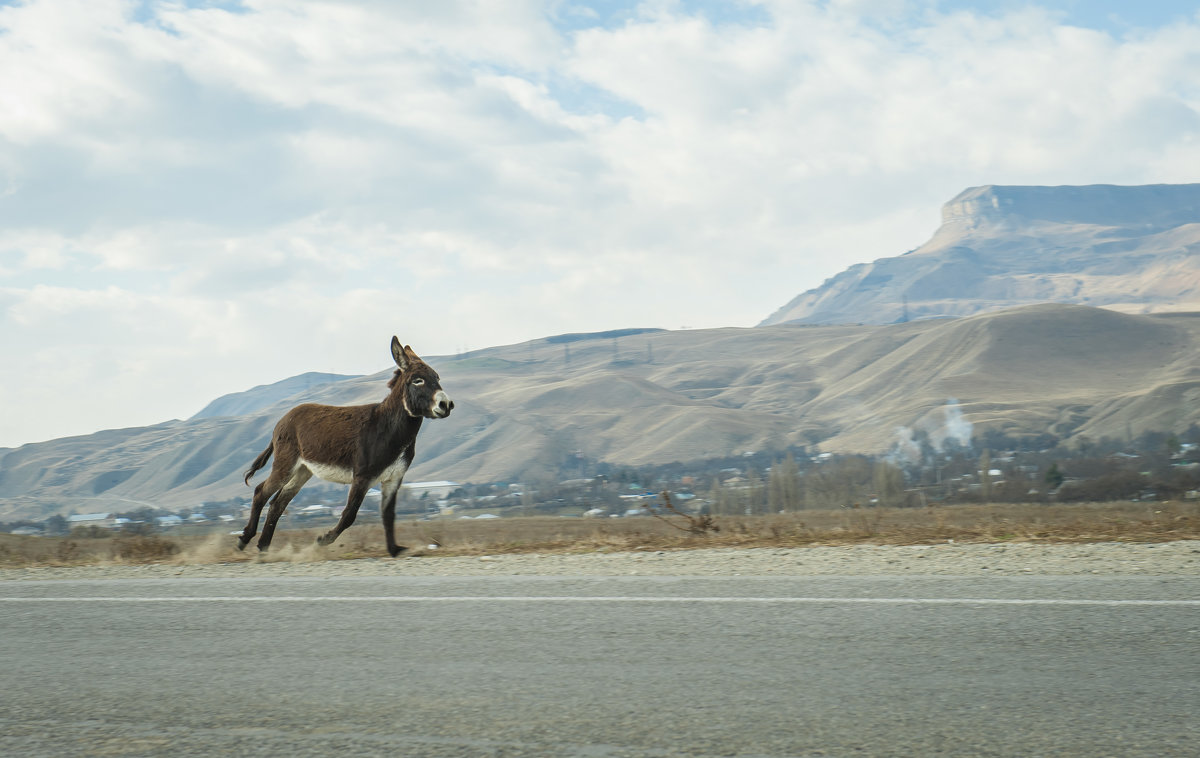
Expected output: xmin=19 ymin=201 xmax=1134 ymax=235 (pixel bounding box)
xmin=248 ymin=403 xmax=373 ymax=485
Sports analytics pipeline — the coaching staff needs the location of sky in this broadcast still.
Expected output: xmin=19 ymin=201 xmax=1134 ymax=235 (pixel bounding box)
xmin=2 ymin=0 xmax=1200 ymax=448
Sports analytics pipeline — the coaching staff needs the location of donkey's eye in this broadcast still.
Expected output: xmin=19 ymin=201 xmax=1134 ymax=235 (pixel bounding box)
xmin=411 ymin=377 xmax=425 ymax=386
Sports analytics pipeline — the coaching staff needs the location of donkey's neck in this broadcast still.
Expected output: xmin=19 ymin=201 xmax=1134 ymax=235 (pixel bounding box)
xmin=371 ymin=395 xmax=423 ymax=442
xmin=379 ymin=387 xmax=416 ymax=421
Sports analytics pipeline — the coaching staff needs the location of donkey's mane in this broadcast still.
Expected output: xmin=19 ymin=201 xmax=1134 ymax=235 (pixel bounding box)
xmin=386 ymin=369 xmax=404 ymax=390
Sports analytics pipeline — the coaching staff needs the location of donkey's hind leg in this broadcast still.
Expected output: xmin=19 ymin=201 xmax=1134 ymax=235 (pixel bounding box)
xmin=237 ymin=478 xmax=281 ymax=551
xmin=256 ymin=468 xmax=312 ymax=552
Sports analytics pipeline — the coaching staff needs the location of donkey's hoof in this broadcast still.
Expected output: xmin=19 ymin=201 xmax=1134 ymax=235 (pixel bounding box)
xmin=388 ymin=545 xmax=408 ymax=558
xmin=235 ymin=538 xmax=247 ymax=552
xmin=316 ymin=534 xmax=333 ymax=547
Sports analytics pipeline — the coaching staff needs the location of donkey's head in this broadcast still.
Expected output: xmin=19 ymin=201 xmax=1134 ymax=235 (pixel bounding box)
xmin=388 ymin=336 xmax=454 ymax=419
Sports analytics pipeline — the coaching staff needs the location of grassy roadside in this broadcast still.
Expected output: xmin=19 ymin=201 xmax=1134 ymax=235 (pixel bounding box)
xmin=1 ymin=500 xmax=1197 ymax=568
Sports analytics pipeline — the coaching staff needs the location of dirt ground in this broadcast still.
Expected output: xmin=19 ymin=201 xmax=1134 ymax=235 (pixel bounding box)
xmin=2 ymin=500 xmax=1197 ymax=570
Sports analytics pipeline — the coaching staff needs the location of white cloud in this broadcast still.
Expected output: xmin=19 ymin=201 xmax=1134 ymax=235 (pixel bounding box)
xmin=0 ymin=0 xmax=146 ymax=144
xmin=1 ymin=0 xmax=1199 ymax=446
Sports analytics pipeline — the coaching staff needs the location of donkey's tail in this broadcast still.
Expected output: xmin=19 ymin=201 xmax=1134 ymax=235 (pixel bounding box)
xmin=244 ymin=442 xmax=274 ymax=485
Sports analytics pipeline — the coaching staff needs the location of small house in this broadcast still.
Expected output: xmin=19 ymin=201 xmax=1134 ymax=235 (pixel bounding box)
xmin=68 ymin=513 xmax=115 ymax=529
xmin=403 ymin=481 xmax=461 ymax=499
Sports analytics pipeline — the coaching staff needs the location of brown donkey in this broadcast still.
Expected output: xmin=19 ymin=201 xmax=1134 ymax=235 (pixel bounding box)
xmin=238 ymin=337 xmax=453 ymax=556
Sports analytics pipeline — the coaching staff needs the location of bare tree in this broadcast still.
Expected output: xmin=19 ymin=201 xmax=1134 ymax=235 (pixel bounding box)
xmin=804 ymin=456 xmax=873 ymax=509
xmin=872 ymin=460 xmax=905 ymax=507
xmin=768 ymin=453 xmax=802 ymax=511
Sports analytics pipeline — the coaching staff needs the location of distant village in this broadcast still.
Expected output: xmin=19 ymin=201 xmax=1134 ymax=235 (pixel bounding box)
xmin=6 ymin=427 xmax=1200 ymax=538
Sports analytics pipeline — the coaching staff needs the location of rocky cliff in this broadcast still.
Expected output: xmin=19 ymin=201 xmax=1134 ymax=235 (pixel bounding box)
xmin=760 ymin=183 xmax=1200 ymax=326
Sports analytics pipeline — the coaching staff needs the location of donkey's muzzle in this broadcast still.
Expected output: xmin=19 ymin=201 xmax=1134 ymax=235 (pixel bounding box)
xmin=432 ymin=392 xmax=454 ymax=418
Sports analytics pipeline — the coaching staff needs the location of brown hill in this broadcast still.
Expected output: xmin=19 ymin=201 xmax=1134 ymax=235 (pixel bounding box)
xmin=761 ymin=183 xmax=1200 ymax=326
xmin=2 ymin=304 xmax=1198 ymax=519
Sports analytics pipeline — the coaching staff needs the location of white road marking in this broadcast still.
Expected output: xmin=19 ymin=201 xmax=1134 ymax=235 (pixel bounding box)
xmin=2 ymin=596 xmax=1197 ymax=606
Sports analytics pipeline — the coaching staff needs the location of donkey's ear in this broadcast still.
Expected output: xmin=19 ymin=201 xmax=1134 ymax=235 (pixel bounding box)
xmin=391 ymin=336 xmax=408 ymax=370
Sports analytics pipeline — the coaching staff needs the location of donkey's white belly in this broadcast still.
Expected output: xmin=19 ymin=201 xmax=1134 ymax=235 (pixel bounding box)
xmin=300 ymin=459 xmax=354 ymax=485
xmin=299 ymin=457 xmax=409 ymax=486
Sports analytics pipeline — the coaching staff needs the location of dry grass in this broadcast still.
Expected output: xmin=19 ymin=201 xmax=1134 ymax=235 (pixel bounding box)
xmin=1 ymin=500 xmax=1198 ymax=568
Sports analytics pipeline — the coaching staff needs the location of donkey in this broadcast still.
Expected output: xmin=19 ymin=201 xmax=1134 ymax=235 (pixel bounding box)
xmin=238 ymin=337 xmax=453 ymax=556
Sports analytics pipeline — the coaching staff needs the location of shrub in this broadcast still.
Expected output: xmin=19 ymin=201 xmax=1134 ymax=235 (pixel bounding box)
xmin=1057 ymin=470 xmax=1145 ymax=502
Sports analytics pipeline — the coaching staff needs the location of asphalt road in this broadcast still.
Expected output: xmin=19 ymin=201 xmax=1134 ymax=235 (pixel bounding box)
xmin=2 ymin=575 xmax=1198 ymax=757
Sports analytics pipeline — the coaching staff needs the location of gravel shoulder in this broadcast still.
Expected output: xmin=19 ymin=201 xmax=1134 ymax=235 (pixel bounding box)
xmin=3 ymin=539 xmax=1200 ymax=581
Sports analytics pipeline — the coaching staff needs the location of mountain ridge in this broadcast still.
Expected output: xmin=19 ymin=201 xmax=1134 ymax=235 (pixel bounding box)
xmin=3 ymin=304 xmax=1199 ymax=521
xmin=191 ymin=372 xmax=361 ymax=420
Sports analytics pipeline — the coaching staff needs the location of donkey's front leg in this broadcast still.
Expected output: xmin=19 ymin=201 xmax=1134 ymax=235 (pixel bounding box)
xmin=317 ymin=479 xmax=369 ymax=547
xmin=379 ymin=481 xmax=407 ymax=558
